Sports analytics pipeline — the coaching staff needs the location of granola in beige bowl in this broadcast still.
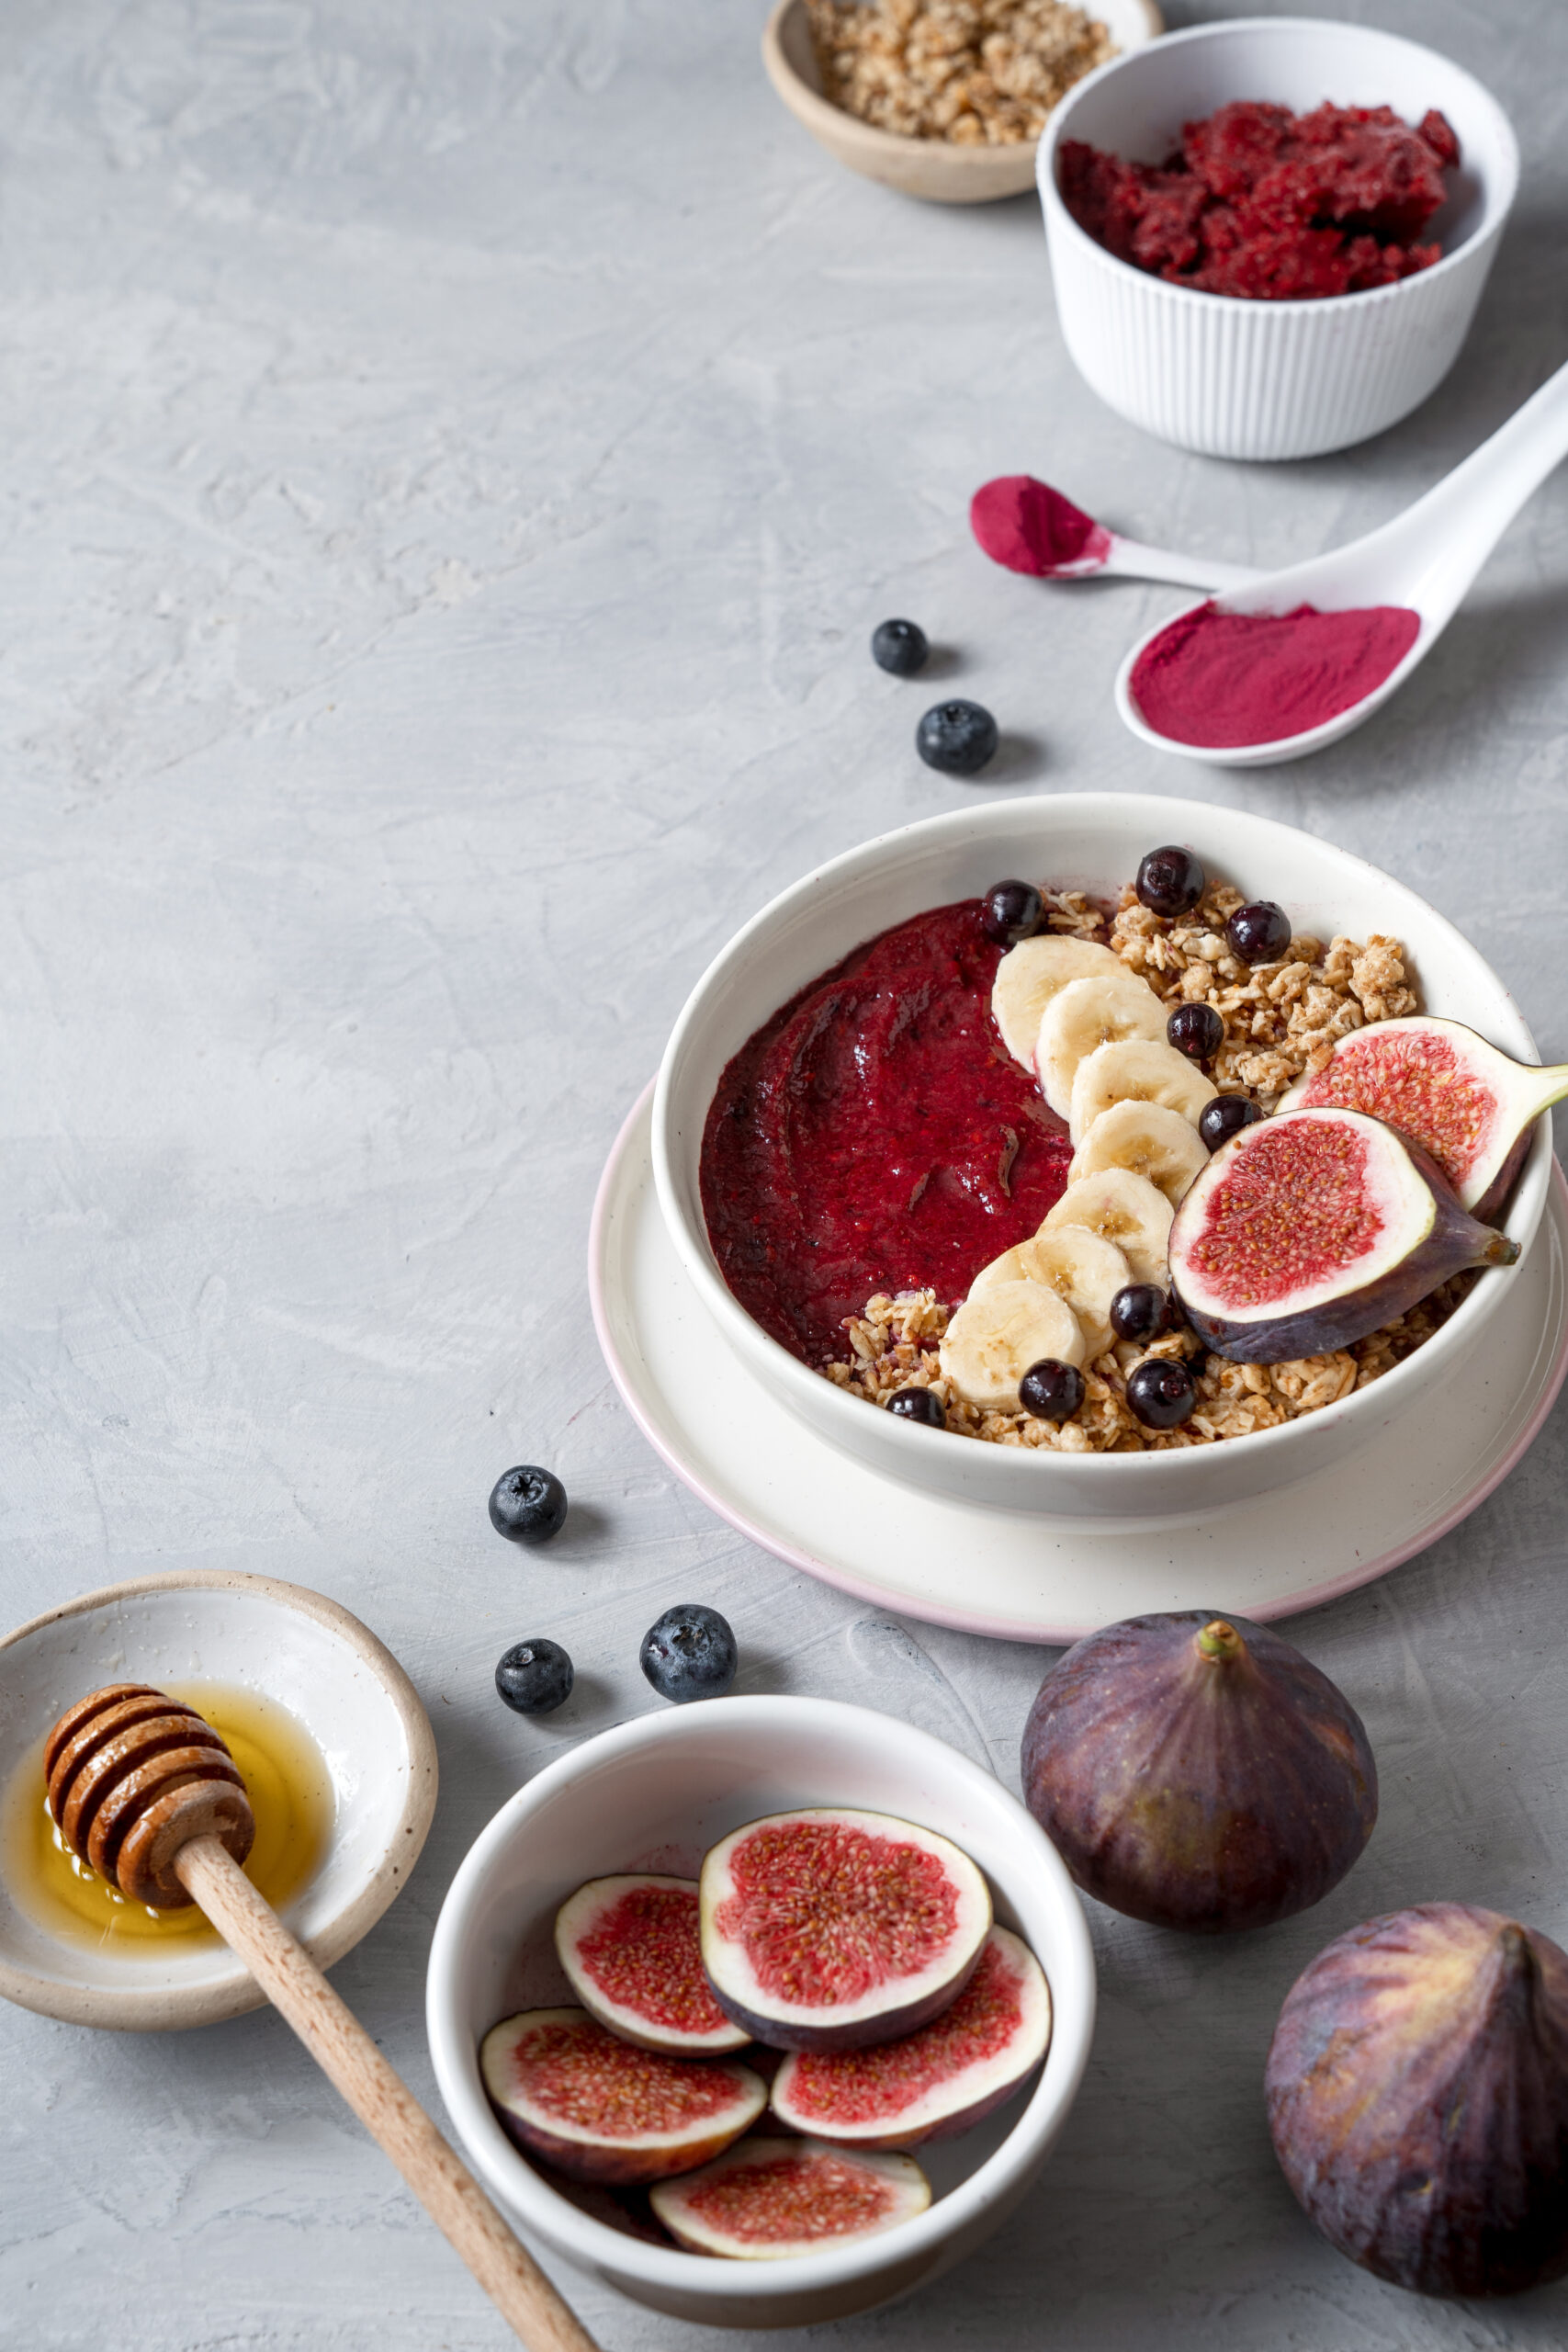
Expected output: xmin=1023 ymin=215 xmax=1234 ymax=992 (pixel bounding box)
xmin=653 ymin=797 xmax=1550 ymax=1522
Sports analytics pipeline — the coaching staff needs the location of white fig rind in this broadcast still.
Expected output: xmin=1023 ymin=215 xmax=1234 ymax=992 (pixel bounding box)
xmin=480 ymin=2007 xmax=766 ymax=2185
xmin=649 ymin=2139 xmax=931 ymax=2259
xmin=699 ymin=1808 xmax=992 ymax=2052
xmin=555 ymin=1875 xmax=752 ymax=2054
xmin=1169 ymin=1108 xmax=1519 ymax=1365
xmin=768 ymin=1926 xmax=1051 ymax=2148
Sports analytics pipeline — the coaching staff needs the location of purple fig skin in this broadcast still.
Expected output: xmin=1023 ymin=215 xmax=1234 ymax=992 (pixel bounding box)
xmin=1021 ymin=1612 xmax=1377 ymax=1934
xmin=1169 ymin=1120 xmax=1519 ymax=1365
xmin=705 ymin=1961 xmax=984 ymax=2055
xmin=1267 ymin=1904 xmax=1568 ymax=2298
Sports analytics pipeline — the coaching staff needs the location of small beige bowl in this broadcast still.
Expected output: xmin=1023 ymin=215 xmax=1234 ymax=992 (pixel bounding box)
xmin=0 ymin=1570 xmax=436 ymax=2031
xmin=762 ymin=0 xmax=1163 ymax=204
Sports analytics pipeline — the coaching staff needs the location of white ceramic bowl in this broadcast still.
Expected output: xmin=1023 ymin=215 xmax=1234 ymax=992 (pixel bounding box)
xmin=426 ymin=1696 xmax=1095 ymax=2330
xmin=762 ymin=0 xmax=1162 ymax=207
xmin=0 ymin=1571 xmax=437 ymax=2030
xmin=653 ymin=794 xmax=1550 ymax=1526
xmin=1039 ymin=17 xmax=1519 ymax=458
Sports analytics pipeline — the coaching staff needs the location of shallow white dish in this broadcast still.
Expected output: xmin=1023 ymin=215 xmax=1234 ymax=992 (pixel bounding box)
xmin=0 ymin=1571 xmax=437 ymax=2030
xmin=1038 ymin=17 xmax=1518 ymax=458
xmin=653 ymin=794 xmax=1551 ymax=1521
xmin=426 ymin=1695 xmax=1096 ymax=2330
xmin=602 ymin=1086 xmax=1568 ymax=1640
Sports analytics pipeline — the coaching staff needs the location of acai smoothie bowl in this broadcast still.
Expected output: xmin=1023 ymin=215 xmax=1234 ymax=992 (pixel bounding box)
xmin=653 ymin=798 xmax=1552 ymax=1523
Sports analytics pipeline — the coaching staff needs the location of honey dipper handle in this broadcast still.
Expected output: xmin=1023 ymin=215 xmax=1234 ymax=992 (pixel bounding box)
xmin=175 ymin=1836 xmax=604 ymax=2352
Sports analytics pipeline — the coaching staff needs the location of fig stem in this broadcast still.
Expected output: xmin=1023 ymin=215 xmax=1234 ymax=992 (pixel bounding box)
xmin=1481 ymin=1232 xmax=1521 ymax=1266
xmin=1196 ymin=1619 xmax=1243 ymax=1664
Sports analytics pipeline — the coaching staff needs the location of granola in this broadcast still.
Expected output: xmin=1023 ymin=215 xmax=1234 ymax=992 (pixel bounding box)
xmin=823 ymin=877 xmax=1454 ymax=1452
xmin=806 ymin=0 xmax=1116 ymax=147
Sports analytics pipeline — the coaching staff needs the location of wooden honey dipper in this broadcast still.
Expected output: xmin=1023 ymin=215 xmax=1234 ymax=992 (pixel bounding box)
xmin=45 ymin=1682 xmax=604 ymax=2352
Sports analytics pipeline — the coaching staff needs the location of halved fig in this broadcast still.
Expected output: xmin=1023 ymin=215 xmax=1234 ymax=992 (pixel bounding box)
xmin=555 ymin=1875 xmax=751 ymax=2054
xmin=649 ymin=2138 xmax=931 ymax=2259
xmin=1280 ymin=1016 xmax=1567 ymax=1220
xmin=769 ymin=1926 xmax=1050 ymax=2146
xmin=1168 ymin=1107 xmax=1518 ymax=1364
xmin=479 ymin=2007 xmax=765 ymax=2184
xmin=699 ymin=1808 xmax=992 ymax=2052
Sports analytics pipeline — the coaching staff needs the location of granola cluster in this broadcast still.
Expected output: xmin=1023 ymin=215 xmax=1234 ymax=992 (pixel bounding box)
xmin=823 ymin=877 xmax=1450 ymax=1453
xmin=806 ymin=0 xmax=1116 ymax=147
xmin=1109 ymin=879 xmax=1418 ymax=1106
xmin=825 ymin=1276 xmax=1475 ymax=1453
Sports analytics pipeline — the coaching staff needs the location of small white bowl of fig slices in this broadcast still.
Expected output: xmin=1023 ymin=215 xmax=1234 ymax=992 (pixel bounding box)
xmin=653 ymin=792 xmax=1555 ymax=1525
xmin=425 ymin=1695 xmax=1095 ymax=2328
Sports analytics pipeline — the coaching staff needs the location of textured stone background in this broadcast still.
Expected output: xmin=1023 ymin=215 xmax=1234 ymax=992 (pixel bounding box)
xmin=2 ymin=0 xmax=1566 ymax=2345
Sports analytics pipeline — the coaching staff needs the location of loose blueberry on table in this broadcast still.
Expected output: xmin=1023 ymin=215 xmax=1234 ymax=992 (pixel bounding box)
xmin=1125 ymin=1357 xmax=1198 ymax=1430
xmin=488 ymin=1464 xmax=568 ymax=1545
xmin=981 ymin=878 xmax=1043 ymax=947
xmin=640 ymin=1604 xmax=739 ymax=1703
xmin=871 ymin=617 xmax=929 ymax=676
xmin=1199 ymin=1094 xmax=1267 ymax=1152
xmin=1168 ymin=1001 xmax=1224 ymax=1064
xmin=1226 ymin=899 xmax=1292 ymax=967
xmin=1135 ymin=843 xmax=1206 ymax=917
xmin=916 ymin=698 xmax=998 ymax=777
xmin=496 ymin=1637 xmax=575 ymax=1715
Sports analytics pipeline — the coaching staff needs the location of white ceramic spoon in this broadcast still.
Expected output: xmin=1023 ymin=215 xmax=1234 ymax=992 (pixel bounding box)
xmin=1115 ymin=356 xmax=1568 ymax=768
xmin=1032 ymin=530 xmax=1260 ymax=593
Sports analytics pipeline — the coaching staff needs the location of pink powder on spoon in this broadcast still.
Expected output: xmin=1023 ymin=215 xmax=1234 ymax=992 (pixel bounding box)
xmin=1129 ymin=602 xmax=1422 ymax=750
xmin=971 ymin=475 xmax=1112 ymax=575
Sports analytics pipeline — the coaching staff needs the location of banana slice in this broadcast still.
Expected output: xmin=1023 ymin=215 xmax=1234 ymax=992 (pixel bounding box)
xmin=991 ymin=934 xmax=1125 ymax=1070
xmin=939 ymin=1280 xmax=1085 ymax=1413
xmin=1043 ymin=1169 xmax=1175 ymax=1288
xmin=1035 ymin=972 xmax=1168 ymax=1119
xmin=1069 ymin=1099 xmax=1210 ymax=1207
xmin=969 ymin=1227 xmax=1131 ymax=1360
xmin=1069 ymin=1036 xmax=1219 ymax=1145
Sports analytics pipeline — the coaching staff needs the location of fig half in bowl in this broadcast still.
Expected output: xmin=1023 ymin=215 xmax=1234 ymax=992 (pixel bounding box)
xmin=651 ymin=793 xmax=1551 ymax=1524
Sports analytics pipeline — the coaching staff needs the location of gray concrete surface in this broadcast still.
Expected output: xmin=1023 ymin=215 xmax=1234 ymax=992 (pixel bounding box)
xmin=2 ymin=1 xmax=1566 ymax=2345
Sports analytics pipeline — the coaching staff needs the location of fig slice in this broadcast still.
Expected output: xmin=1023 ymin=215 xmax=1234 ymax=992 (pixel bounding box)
xmin=1280 ymin=1015 xmax=1568 ymax=1220
xmin=1267 ymin=1904 xmax=1568 ymax=2298
xmin=479 ymin=2007 xmax=765 ymax=2185
xmin=1021 ymin=1611 xmax=1377 ymax=1933
xmin=649 ymin=2137 xmax=931 ymax=2259
xmin=769 ymin=1926 xmax=1050 ymax=2147
xmin=699 ymin=1808 xmax=992 ymax=2052
xmin=555 ymin=1875 xmax=752 ymax=2054
xmin=1168 ymin=1106 xmax=1518 ymax=1363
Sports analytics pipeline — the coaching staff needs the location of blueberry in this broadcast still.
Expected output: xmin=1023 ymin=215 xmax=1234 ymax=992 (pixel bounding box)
xmin=1199 ymin=1095 xmax=1266 ymax=1153
xmin=981 ymin=879 xmax=1043 ymax=947
xmin=1110 ymin=1283 xmax=1169 ymax=1344
xmin=640 ymin=1604 xmax=739 ymax=1704
xmin=916 ymin=700 xmax=998 ymax=777
xmin=1135 ymin=845 xmax=1205 ymax=918
xmin=489 ymin=1464 xmax=569 ymax=1546
xmin=887 ymin=1386 xmax=945 ymax=1428
xmin=1226 ymin=900 xmax=1291 ymax=967
xmin=1019 ymin=1359 xmax=1085 ymax=1421
xmin=1125 ymin=1358 xmax=1198 ymax=1430
xmin=496 ymin=1638 xmax=574 ymax=1715
xmin=872 ymin=618 xmax=929 ymax=677
xmin=1167 ymin=1002 xmax=1224 ymax=1064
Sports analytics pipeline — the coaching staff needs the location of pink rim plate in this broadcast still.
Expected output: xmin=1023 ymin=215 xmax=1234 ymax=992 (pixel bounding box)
xmin=589 ymin=1083 xmax=1568 ymax=1645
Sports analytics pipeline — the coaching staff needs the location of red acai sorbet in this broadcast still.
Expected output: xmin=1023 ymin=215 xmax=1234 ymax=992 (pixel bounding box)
xmin=1059 ymin=100 xmax=1461 ymax=299
xmin=699 ymin=899 xmax=1075 ymax=1367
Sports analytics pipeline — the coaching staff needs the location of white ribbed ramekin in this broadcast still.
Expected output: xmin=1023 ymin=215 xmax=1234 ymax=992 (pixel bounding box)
xmin=1039 ymin=18 xmax=1518 ymax=460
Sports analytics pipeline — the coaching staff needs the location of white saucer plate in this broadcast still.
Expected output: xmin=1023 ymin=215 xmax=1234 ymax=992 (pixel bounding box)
xmin=591 ymin=1087 xmax=1568 ymax=1645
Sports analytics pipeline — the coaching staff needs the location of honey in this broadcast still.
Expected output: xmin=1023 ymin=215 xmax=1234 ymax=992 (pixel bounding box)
xmin=4 ymin=1681 xmax=333 ymax=1950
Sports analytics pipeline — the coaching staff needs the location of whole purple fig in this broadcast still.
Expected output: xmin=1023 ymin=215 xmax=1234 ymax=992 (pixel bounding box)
xmin=1021 ymin=1611 xmax=1376 ymax=1932
xmin=1267 ymin=1904 xmax=1568 ymax=2297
